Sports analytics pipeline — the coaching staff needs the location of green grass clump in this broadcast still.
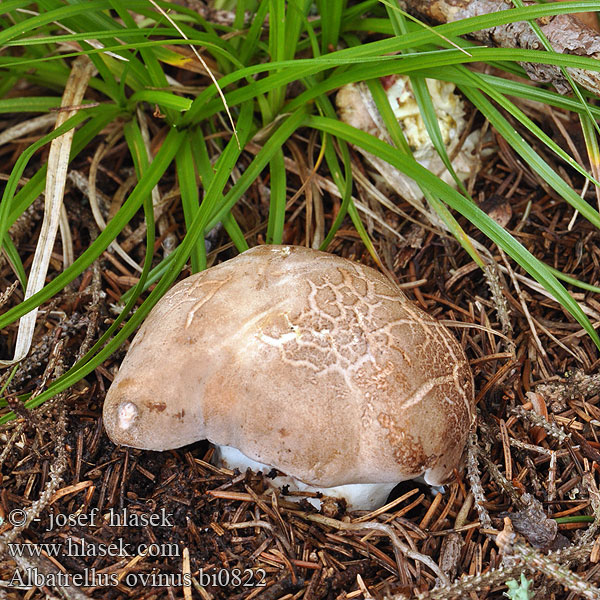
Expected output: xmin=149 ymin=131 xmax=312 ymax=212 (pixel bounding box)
xmin=1 ymin=1 xmax=600 ymax=420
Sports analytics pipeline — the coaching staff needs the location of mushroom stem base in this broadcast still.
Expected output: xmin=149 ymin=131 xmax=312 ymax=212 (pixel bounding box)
xmin=215 ymin=445 xmax=397 ymax=511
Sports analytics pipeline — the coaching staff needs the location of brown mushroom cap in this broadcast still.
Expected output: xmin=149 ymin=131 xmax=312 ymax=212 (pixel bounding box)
xmin=103 ymin=245 xmax=475 ymax=488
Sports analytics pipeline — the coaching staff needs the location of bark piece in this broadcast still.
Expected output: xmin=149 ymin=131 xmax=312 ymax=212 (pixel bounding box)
xmin=499 ymin=493 xmax=569 ymax=551
xmin=398 ymin=0 xmax=600 ymax=95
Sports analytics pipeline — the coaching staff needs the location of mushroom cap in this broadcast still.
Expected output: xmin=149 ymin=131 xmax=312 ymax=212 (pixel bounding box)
xmin=103 ymin=245 xmax=475 ymax=488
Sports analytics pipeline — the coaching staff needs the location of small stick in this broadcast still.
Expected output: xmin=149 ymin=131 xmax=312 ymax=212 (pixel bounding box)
xmin=300 ymin=512 xmax=449 ymax=586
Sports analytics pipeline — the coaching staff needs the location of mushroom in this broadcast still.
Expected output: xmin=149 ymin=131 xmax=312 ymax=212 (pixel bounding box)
xmin=103 ymin=245 xmax=475 ymax=510
xmin=336 ymin=76 xmax=487 ymax=205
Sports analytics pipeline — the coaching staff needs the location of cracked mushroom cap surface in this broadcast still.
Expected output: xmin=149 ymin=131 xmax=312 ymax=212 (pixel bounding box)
xmin=103 ymin=245 xmax=475 ymax=488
